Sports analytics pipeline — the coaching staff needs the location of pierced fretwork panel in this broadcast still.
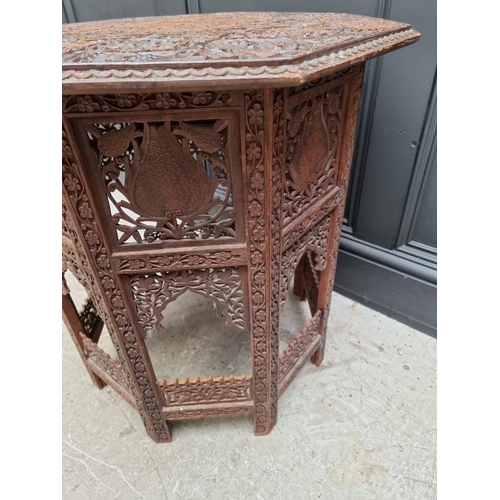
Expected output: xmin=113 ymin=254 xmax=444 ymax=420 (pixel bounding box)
xmin=85 ymin=119 xmax=236 ymax=244
xmin=129 ymin=268 xmax=246 ymax=337
xmin=284 ymin=84 xmax=345 ymax=223
xmin=280 ymin=215 xmax=331 ymax=313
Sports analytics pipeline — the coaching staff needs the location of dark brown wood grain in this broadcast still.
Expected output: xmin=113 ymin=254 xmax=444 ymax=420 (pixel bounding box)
xmin=62 ymin=13 xmax=419 ymax=443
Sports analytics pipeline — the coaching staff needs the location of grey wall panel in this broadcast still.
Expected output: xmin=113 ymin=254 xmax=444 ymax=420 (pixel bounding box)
xmin=62 ymin=0 xmax=77 ymax=23
xmin=410 ymin=155 xmax=436 ymax=249
xmin=335 ymin=251 xmax=437 ymax=336
xmin=353 ymin=0 xmax=436 ymax=249
xmin=395 ymin=71 xmax=437 ymax=258
xmin=158 ymin=0 xmax=188 ymax=16
xmin=200 ymin=0 xmax=378 ymax=16
xmin=70 ymin=0 xmax=186 ymax=22
xmin=71 ymin=0 xmax=157 ymax=21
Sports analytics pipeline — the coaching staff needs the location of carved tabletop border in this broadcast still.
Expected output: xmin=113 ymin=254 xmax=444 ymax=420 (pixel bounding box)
xmin=62 ymin=29 xmax=420 ymax=93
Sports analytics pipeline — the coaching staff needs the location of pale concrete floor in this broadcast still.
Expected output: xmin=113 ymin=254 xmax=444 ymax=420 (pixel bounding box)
xmin=62 ymin=273 xmax=436 ymax=499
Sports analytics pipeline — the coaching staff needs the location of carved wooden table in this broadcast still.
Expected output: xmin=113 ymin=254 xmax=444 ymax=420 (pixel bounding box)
xmin=62 ymin=13 xmax=420 ymax=442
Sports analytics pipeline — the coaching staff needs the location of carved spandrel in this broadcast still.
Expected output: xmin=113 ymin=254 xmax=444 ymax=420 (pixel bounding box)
xmin=85 ymin=119 xmax=236 ymax=245
xmin=130 ymin=268 xmax=246 ymax=336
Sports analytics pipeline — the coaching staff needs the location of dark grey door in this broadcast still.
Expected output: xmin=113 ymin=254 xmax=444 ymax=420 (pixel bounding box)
xmin=63 ymin=0 xmax=437 ymax=336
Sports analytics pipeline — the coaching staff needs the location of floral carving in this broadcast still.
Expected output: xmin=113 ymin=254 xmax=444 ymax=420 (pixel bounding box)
xmin=244 ymin=89 xmax=271 ymax=434
xmin=283 ymin=85 xmax=345 ymax=223
xmin=62 ymin=13 xmax=412 ymax=66
xmin=116 ymin=249 xmax=246 ymax=273
xmin=63 ymin=91 xmax=234 ymax=114
xmin=85 ymin=119 xmax=236 ymax=244
xmin=130 ymin=268 xmax=245 ymax=335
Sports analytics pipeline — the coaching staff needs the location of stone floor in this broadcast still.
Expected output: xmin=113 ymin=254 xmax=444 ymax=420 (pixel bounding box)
xmin=62 ymin=272 xmax=436 ymax=499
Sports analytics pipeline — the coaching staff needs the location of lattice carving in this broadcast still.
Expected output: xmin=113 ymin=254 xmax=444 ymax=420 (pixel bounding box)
xmin=85 ymin=120 xmax=235 ymax=244
xmin=283 ymin=85 xmax=344 ymax=223
xmin=130 ymin=268 xmax=245 ymax=336
xmin=158 ymin=375 xmax=252 ymax=406
xmin=79 ymin=298 xmax=100 ymax=337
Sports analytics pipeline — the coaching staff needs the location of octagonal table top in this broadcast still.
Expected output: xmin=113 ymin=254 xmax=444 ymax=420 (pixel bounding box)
xmin=62 ymin=12 xmax=420 ymax=93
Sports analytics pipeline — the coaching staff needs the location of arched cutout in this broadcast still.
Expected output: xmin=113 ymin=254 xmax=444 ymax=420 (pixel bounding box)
xmin=280 ymin=250 xmax=321 ymax=354
xmin=144 ymin=290 xmax=251 ymax=382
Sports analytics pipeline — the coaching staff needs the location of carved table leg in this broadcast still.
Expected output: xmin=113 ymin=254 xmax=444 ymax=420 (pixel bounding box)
xmin=62 ymin=275 xmax=106 ymax=390
xmin=243 ymin=89 xmax=284 ymax=435
xmin=63 ymin=122 xmax=172 ymax=443
xmin=311 ymin=66 xmax=365 ymax=366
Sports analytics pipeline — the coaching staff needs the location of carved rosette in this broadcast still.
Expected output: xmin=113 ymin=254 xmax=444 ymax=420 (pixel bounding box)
xmin=129 ymin=268 xmax=246 ymax=336
xmin=63 ymin=123 xmax=171 ymax=442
